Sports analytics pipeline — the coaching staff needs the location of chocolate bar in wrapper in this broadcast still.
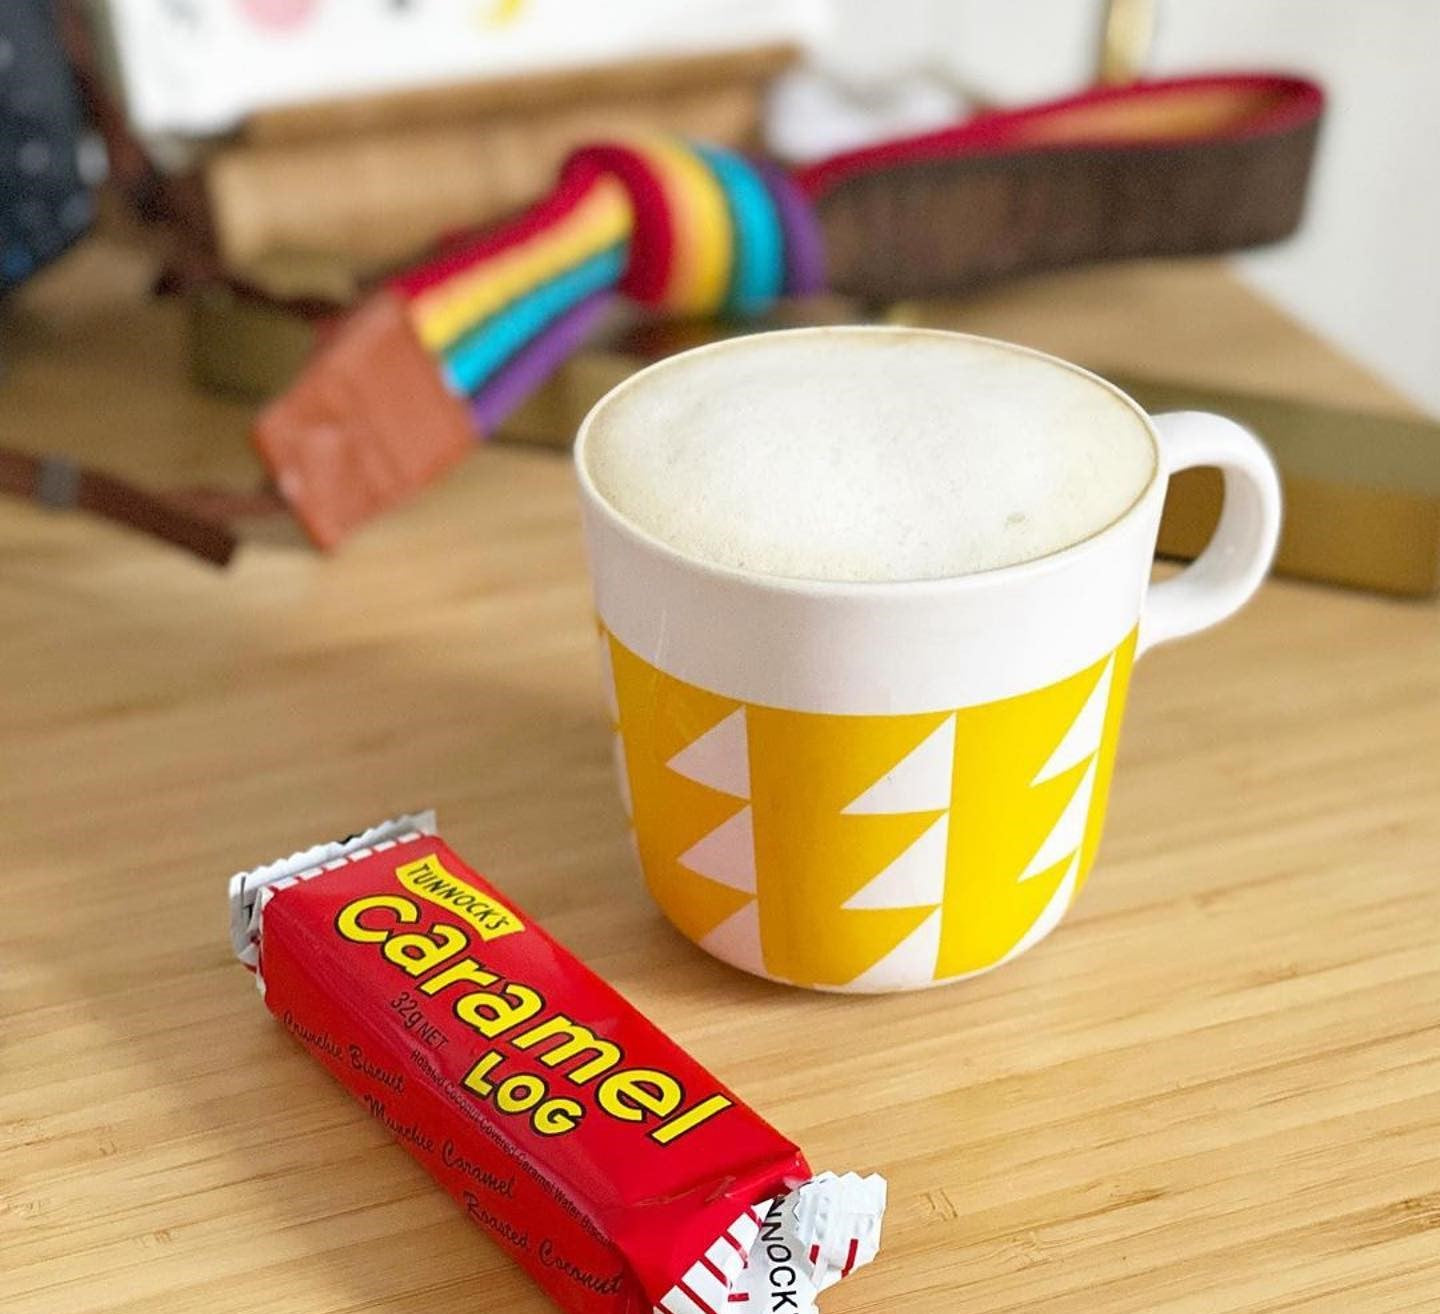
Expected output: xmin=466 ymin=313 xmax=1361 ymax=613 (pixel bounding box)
xmin=229 ymin=813 xmax=885 ymax=1314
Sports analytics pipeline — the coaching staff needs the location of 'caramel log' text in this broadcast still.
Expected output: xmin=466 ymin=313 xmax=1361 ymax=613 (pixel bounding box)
xmin=334 ymin=894 xmax=732 ymax=1144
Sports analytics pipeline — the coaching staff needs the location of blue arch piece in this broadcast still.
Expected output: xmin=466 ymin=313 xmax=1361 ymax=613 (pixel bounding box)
xmin=692 ymin=144 xmax=785 ymax=318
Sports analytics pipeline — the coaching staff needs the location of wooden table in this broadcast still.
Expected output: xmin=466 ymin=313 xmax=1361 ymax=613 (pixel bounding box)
xmin=4 ymin=239 xmax=1438 ymax=1314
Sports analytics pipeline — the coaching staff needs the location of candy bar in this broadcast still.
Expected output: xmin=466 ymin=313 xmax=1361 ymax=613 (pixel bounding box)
xmin=228 ymin=813 xmax=885 ymax=1314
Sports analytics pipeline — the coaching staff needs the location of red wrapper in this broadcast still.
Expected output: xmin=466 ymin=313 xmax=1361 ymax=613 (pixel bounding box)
xmin=229 ymin=813 xmax=884 ymax=1314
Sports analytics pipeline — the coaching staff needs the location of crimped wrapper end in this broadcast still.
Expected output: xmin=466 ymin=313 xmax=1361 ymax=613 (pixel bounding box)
xmin=655 ymin=1171 xmax=886 ymax=1314
xmin=227 ymin=810 xmax=438 ymax=965
xmin=794 ymin=1171 xmax=887 ymax=1291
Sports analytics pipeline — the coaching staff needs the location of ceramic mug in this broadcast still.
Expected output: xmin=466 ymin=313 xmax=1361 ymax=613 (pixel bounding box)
xmin=575 ymin=327 xmax=1281 ymax=991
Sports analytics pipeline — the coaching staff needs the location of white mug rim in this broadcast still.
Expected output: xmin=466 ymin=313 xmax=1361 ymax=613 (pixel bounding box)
xmin=573 ymin=324 xmax=1165 ymax=600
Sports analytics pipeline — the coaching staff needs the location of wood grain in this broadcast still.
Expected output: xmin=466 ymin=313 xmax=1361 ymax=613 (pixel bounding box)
xmin=2 ymin=240 xmax=1438 ymax=1314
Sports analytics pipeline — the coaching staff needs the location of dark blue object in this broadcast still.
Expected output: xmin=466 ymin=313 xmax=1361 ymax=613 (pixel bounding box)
xmin=0 ymin=1 xmax=100 ymax=293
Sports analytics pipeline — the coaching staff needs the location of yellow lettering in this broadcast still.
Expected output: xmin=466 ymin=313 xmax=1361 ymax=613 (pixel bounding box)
xmin=456 ymin=983 xmax=543 ymax=1038
xmin=395 ymin=854 xmax=524 ymax=943
xmin=597 ymin=1068 xmax=683 ymax=1123
xmin=335 ymin=895 xmax=417 ymax=943
xmin=462 ymin=1049 xmax=504 ymax=1096
xmin=510 ymin=1014 xmax=622 ymax=1084
xmin=419 ymin=957 xmax=498 ymax=996
xmin=650 ymin=1093 xmax=732 ymax=1144
xmin=534 ymin=1097 xmax=584 ymax=1136
xmin=495 ymin=1074 xmax=546 ymax=1113
xmin=382 ymin=924 xmax=468 ymax=976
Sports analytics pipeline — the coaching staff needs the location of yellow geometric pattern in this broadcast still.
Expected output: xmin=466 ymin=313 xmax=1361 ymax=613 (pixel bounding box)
xmin=1078 ymin=628 xmax=1138 ymax=896
xmin=607 ymin=636 xmax=753 ymax=945
xmin=748 ymin=707 xmax=951 ymax=987
xmin=937 ymin=647 xmax=1112 ymax=979
xmin=603 ymin=626 xmax=1139 ymax=988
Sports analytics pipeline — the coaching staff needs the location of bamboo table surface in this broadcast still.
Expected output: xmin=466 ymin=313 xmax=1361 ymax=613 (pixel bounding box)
xmin=4 ymin=239 xmax=1438 ymax=1314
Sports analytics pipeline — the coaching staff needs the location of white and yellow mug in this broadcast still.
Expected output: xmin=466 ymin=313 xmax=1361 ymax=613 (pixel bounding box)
xmin=575 ymin=328 xmax=1281 ymax=991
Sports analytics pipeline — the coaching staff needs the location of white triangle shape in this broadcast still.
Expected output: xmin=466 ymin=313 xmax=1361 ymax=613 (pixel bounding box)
xmin=677 ymin=806 xmax=756 ymax=892
xmin=843 ymin=814 xmax=949 ymax=909
xmin=699 ymin=901 xmax=764 ymax=976
xmin=842 ymin=715 xmax=955 ymax=815
xmin=1019 ymin=758 xmax=1097 ymax=881
xmin=597 ymin=636 xmax=619 ymax=723
xmin=612 ymin=732 xmax=632 ymax=820
xmin=1033 ymin=659 xmax=1113 ymax=785
xmin=845 ymin=908 xmax=942 ymax=992
xmin=1003 ymin=854 xmax=1079 ymax=965
xmin=666 ymin=708 xmax=749 ymax=799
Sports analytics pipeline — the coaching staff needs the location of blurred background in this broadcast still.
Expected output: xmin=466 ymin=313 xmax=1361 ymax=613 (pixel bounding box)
xmin=2 ymin=0 xmax=1436 ymax=589
xmin=818 ymin=0 xmax=1440 ymax=413
xmin=5 ymin=0 xmax=1434 ymax=404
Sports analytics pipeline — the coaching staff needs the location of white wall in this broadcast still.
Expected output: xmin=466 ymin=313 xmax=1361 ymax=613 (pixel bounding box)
xmin=818 ymin=0 xmax=1440 ymax=412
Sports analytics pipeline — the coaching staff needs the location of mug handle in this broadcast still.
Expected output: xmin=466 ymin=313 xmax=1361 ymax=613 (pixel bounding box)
xmin=1140 ymin=411 xmax=1283 ymax=655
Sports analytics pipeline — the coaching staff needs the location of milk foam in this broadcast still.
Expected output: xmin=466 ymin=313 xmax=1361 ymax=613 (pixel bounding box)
xmin=583 ymin=328 xmax=1156 ymax=582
